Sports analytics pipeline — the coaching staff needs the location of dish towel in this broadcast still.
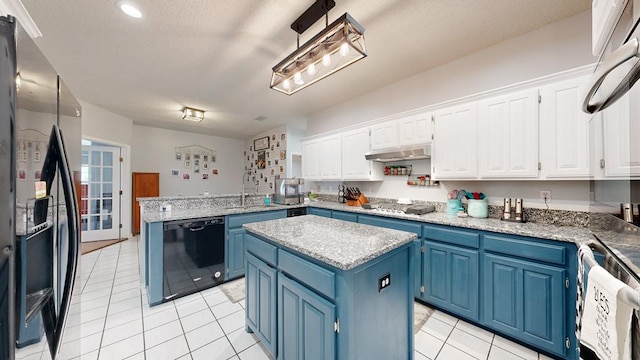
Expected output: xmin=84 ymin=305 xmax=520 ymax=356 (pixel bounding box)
xmin=581 ymin=266 xmax=634 ymax=360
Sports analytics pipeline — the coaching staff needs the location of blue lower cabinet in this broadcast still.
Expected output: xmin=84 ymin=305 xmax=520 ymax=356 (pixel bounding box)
xmin=308 ymin=207 xmax=332 ymax=218
xmin=423 ymin=241 xmax=479 ymax=321
xmin=483 ymin=253 xmax=566 ymax=357
xmin=245 ymin=253 xmax=277 ymax=356
xmin=414 ymin=240 xmax=422 ymax=299
xmin=278 ymin=273 xmax=336 ymax=360
xmin=226 ymin=227 xmax=245 ymax=279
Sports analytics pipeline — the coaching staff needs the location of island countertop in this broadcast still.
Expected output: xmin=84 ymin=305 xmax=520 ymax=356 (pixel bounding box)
xmin=243 ymin=215 xmax=417 ymax=271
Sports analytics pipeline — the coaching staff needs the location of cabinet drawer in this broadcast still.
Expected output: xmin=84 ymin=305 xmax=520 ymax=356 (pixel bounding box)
xmin=423 ymin=225 xmax=479 ymax=249
xmin=332 ymin=211 xmax=357 ymax=222
xmin=358 ymin=215 xmax=422 ymax=237
xmin=227 ymin=210 xmax=286 ymax=228
xmin=278 ymin=250 xmax=336 ymax=300
xmin=245 ymin=234 xmax=277 ymax=266
xmin=484 ymin=235 xmax=565 ymax=266
xmin=308 ymin=207 xmax=332 ymax=218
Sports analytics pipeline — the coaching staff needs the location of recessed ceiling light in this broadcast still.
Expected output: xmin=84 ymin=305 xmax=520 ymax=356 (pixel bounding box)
xmin=118 ymin=2 xmax=142 ymax=18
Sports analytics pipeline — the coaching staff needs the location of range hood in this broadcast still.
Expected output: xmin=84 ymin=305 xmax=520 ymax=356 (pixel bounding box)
xmin=364 ymin=144 xmax=431 ymax=162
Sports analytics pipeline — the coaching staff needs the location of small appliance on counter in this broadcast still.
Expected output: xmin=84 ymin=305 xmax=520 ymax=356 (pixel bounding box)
xmin=274 ymin=178 xmax=304 ymax=205
xmin=501 ymin=197 xmax=526 ymax=222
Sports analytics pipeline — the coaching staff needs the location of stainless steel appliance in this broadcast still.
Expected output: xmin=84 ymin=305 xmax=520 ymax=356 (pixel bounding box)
xmin=286 ymin=207 xmax=307 ymax=217
xmin=0 ymin=16 xmax=82 ymax=360
xmin=162 ymin=217 xmax=225 ymax=301
xmin=274 ymin=178 xmax=304 ymax=205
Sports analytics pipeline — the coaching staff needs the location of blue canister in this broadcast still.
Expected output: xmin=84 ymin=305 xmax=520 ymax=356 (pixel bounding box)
xmin=446 ymin=199 xmax=461 ymax=216
xmin=467 ymin=199 xmax=488 ymax=218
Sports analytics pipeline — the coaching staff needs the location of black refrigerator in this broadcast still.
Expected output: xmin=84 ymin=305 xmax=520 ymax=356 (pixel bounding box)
xmin=0 ymin=16 xmax=82 ymax=360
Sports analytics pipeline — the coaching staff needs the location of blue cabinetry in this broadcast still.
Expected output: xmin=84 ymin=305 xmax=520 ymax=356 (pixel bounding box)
xmin=424 ymin=241 xmax=479 ymax=321
xmin=331 ymin=210 xmax=358 ymax=222
xmin=245 ymin=252 xmax=277 ymax=356
xmin=225 ymin=210 xmax=286 ymax=280
xmin=307 ymin=207 xmax=331 ymax=218
xmin=278 ymin=272 xmax=336 ymax=360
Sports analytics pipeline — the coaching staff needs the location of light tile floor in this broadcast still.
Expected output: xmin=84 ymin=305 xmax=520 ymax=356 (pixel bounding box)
xmin=15 ymin=237 xmax=557 ymax=360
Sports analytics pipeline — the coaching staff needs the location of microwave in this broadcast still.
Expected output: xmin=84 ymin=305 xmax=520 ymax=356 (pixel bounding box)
xmin=585 ymin=0 xmax=640 ymax=216
xmin=274 ymin=178 xmax=304 ymax=205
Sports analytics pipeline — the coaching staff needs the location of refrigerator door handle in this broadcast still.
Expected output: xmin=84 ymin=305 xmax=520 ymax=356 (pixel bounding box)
xmin=37 ymin=124 xmax=80 ymax=358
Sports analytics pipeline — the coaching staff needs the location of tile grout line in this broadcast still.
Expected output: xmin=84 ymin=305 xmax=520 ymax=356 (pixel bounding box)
xmin=95 ymin=242 xmax=124 ymax=360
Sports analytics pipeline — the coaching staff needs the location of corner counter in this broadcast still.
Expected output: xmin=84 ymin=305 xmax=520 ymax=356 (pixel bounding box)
xmin=243 ymin=215 xmax=416 ymax=359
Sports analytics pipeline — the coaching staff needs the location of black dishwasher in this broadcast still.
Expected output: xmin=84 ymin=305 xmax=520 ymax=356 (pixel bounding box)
xmin=162 ymin=217 xmax=225 ymax=301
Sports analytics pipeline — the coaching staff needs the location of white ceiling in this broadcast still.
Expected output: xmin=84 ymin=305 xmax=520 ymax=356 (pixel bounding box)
xmin=21 ymin=0 xmax=590 ymax=140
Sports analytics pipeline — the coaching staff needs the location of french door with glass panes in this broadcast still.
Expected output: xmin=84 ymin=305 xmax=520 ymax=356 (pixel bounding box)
xmin=81 ymin=145 xmax=121 ymax=241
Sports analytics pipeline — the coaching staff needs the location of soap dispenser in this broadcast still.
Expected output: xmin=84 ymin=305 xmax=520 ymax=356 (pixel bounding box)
xmin=264 ymin=194 xmax=271 ymax=206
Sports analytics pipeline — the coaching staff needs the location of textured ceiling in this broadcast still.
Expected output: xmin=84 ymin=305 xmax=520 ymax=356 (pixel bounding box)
xmin=21 ymin=0 xmax=590 ymax=139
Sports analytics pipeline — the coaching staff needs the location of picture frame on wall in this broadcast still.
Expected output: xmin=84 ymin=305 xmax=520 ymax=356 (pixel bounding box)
xmin=170 ymin=169 xmax=179 ymax=177
xmin=257 ymin=150 xmax=266 ymax=169
xmin=254 ymin=136 xmax=270 ymax=151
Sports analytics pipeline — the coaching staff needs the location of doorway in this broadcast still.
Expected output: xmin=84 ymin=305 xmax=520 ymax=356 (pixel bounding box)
xmin=80 ymin=141 xmax=123 ymax=242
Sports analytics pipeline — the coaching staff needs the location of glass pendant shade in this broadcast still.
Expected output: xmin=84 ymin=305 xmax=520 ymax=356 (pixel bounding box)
xmin=270 ymin=13 xmax=367 ymax=95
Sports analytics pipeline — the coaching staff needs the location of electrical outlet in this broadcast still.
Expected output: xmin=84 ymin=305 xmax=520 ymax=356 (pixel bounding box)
xmin=540 ymin=190 xmax=551 ymax=203
xmin=378 ymin=273 xmax=391 ymax=292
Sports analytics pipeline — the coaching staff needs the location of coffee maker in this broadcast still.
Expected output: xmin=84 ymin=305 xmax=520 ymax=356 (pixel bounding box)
xmin=274 ymin=178 xmax=304 ymax=205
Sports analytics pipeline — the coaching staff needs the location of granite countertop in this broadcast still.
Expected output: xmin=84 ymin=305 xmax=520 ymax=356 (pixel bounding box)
xmin=309 ymin=201 xmax=594 ymax=245
xmin=243 ymin=215 xmax=417 ymax=271
xmin=142 ymin=204 xmax=294 ymax=222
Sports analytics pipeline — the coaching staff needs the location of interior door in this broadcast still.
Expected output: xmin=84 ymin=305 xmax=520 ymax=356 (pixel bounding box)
xmin=132 ymin=172 xmax=159 ymax=235
xmin=81 ymin=145 xmax=121 ymax=241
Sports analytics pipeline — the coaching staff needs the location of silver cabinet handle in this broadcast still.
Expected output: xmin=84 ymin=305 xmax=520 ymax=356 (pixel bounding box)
xmin=583 ymin=37 xmax=640 ymax=114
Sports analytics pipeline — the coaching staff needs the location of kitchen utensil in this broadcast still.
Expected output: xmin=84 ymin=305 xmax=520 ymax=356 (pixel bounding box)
xmin=514 ymin=198 xmax=524 ymax=220
xmin=503 ymin=198 xmax=512 ymax=219
xmin=621 ymin=203 xmax=634 ymax=223
xmin=456 ymin=189 xmax=466 ymax=200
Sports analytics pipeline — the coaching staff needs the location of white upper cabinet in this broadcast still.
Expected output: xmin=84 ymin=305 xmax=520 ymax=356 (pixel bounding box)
xmin=432 ymin=103 xmax=478 ymax=179
xmin=398 ymin=112 xmax=432 ymax=146
xmin=370 ymin=120 xmax=398 ymax=150
xmin=477 ymin=89 xmax=539 ymax=178
xmin=319 ymin=134 xmax=342 ymax=180
xmin=301 ymin=139 xmax=320 ymax=180
xmin=342 ymin=128 xmax=383 ymax=180
xmin=601 ymin=92 xmax=640 ymax=177
xmin=539 ymin=76 xmax=591 ymax=179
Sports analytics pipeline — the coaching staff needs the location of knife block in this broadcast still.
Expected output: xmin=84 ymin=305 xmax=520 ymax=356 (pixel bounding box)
xmin=346 ymin=194 xmax=368 ymax=207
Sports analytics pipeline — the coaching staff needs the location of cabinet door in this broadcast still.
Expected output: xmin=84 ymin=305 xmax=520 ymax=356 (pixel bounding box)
xmin=331 ymin=211 xmax=357 ymax=222
xmin=245 ymin=253 xmax=277 ymax=356
xmin=226 ymin=227 xmax=245 ymax=280
xmin=341 ymin=128 xmax=382 ymax=180
xmin=432 ymin=103 xmax=478 ymax=179
xmin=478 ymin=89 xmax=539 ymax=178
xmin=602 ymin=92 xmax=640 ymax=177
xmin=414 ymin=240 xmax=422 ymax=299
xmin=398 ymin=112 xmax=432 ymax=146
xmin=539 ymin=77 xmax=591 ymax=178
xmin=308 ymin=207 xmax=331 ymax=218
xmin=483 ymin=254 xmax=566 ymax=357
xmin=370 ymin=120 xmax=398 ymax=150
xmin=302 ymin=140 xmax=320 ymax=180
xmin=320 ymin=135 xmax=342 ymax=180
xmin=278 ymin=273 xmax=336 ymax=360
xmin=423 ymin=241 xmax=479 ymax=321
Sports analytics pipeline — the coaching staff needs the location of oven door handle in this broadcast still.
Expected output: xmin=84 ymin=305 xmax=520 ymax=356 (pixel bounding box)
xmin=583 ymin=37 xmax=640 ymax=114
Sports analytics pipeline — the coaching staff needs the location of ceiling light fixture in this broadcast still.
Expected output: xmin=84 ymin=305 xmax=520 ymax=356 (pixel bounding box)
xmin=117 ymin=2 xmax=142 ymax=18
xmin=182 ymin=107 xmax=205 ymax=122
xmin=270 ymin=0 xmax=367 ymax=95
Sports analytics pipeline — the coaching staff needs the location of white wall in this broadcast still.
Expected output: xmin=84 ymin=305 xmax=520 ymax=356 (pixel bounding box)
xmin=80 ymin=100 xmax=134 ymax=237
xmin=305 ymin=10 xmax=596 ymax=211
xmin=132 ymin=125 xmax=245 ymax=196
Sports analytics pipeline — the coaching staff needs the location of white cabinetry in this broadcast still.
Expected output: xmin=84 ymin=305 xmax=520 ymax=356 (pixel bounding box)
xmin=342 ymin=128 xmax=383 ymax=180
xmin=539 ymin=76 xmax=591 ymax=178
xmin=319 ymin=135 xmax=342 ymax=180
xmin=477 ymin=89 xmax=539 ymax=178
xmin=432 ymin=103 xmax=478 ymax=179
xmin=370 ymin=120 xmax=398 ymax=150
xmin=602 ymin=92 xmax=640 ymax=177
xmin=301 ymin=139 xmax=320 ymax=180
xmin=398 ymin=112 xmax=432 ymax=146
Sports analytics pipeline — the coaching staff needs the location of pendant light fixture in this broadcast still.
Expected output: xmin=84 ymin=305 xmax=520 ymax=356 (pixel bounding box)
xmin=270 ymin=0 xmax=367 ymax=95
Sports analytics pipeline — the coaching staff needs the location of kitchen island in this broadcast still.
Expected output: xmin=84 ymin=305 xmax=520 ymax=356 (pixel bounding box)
xmin=243 ymin=215 xmax=417 ymax=360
